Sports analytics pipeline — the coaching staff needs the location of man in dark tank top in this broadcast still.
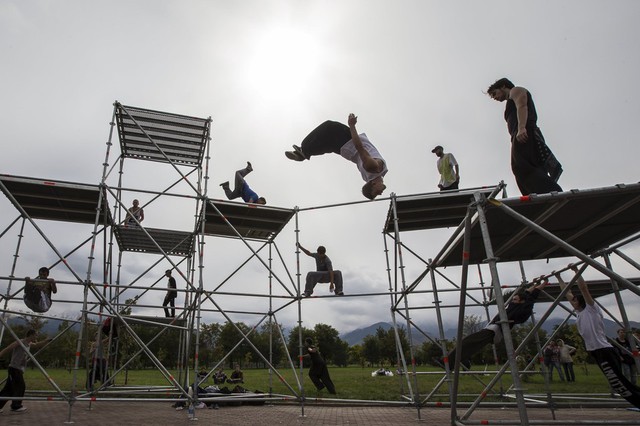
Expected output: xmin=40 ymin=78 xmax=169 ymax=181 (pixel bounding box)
xmin=487 ymin=78 xmax=563 ymax=196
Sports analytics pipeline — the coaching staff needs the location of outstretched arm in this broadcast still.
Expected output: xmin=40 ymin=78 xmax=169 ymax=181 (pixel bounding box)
xmin=554 ymin=270 xmax=576 ymax=303
xmin=347 ymin=113 xmax=383 ymax=173
xmin=570 ymin=264 xmax=594 ymax=306
xmin=296 ymin=242 xmax=312 ymax=257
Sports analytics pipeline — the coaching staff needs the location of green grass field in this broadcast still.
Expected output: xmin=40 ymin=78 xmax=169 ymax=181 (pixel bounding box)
xmin=19 ymin=364 xmax=618 ymax=402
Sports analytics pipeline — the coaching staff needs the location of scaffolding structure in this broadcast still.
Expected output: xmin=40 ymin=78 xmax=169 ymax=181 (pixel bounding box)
xmin=0 ymin=101 xmax=639 ymax=425
xmin=383 ymin=183 xmax=640 ymax=425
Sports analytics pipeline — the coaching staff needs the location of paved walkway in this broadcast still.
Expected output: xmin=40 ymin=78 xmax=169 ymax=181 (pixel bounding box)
xmin=1 ymin=401 xmax=640 ymax=425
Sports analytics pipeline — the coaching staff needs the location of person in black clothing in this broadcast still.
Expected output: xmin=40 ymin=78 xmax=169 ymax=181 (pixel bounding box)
xmin=615 ymin=328 xmax=638 ymax=385
xmin=162 ymin=270 xmax=177 ymax=318
xmin=487 ymin=78 xmax=563 ymax=196
xmin=304 ymin=337 xmax=336 ymax=394
xmin=448 ymin=277 xmax=549 ymax=368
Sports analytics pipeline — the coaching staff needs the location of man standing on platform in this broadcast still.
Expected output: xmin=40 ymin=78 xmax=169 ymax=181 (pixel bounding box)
xmin=431 ymin=145 xmax=460 ymax=191
xmin=487 ymin=78 xmax=563 ymax=195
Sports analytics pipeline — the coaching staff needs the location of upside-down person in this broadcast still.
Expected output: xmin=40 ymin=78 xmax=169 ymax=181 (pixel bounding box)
xmin=555 ymin=265 xmax=640 ymax=408
xmin=285 ymin=113 xmax=387 ymax=200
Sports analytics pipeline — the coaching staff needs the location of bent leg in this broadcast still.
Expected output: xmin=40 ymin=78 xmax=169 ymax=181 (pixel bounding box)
xmin=300 ymin=121 xmax=351 ymax=158
xmin=448 ymin=329 xmax=495 ymax=366
xmin=332 ymin=271 xmax=343 ymax=293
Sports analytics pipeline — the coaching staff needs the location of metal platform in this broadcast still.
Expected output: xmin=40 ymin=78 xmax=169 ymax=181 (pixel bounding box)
xmin=115 ymin=103 xmax=211 ymax=167
xmin=386 ymin=183 xmax=640 ymax=267
xmin=384 ymin=187 xmax=496 ymax=233
xmin=113 ymin=225 xmax=194 ymax=257
xmin=0 ymin=174 xmax=113 ymax=225
xmin=204 ymin=199 xmax=295 ymax=241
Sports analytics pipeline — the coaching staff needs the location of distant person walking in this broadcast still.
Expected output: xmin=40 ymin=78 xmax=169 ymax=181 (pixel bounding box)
xmin=431 ymin=145 xmax=460 ymax=191
xmin=162 ymin=270 xmax=177 ymax=318
xmin=0 ymin=329 xmax=50 ymax=413
xmin=297 ymin=243 xmax=344 ymax=297
xmin=487 ymin=78 xmax=563 ymax=195
xmin=220 ymin=162 xmax=266 ymax=205
xmin=555 ymin=265 xmax=640 ymax=408
xmin=304 ymin=337 xmax=336 ymax=395
xmin=285 ymin=113 xmax=387 ymax=200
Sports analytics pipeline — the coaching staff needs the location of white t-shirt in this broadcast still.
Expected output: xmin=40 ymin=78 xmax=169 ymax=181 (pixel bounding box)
xmin=576 ymin=304 xmax=612 ymax=351
xmin=339 ymin=133 xmax=388 ymax=183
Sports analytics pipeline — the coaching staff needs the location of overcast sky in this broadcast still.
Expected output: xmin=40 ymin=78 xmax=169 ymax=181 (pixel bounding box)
xmin=1 ymin=1 xmax=639 ymax=337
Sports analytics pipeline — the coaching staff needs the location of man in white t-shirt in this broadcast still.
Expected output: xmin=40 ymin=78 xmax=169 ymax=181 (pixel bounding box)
xmin=285 ymin=114 xmax=387 ymax=200
xmin=555 ymin=264 xmax=640 ymax=408
xmin=431 ymin=145 xmax=460 ymax=191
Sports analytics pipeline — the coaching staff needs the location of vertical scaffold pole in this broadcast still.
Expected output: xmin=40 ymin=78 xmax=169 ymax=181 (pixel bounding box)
xmin=469 ymin=192 xmax=529 ymax=425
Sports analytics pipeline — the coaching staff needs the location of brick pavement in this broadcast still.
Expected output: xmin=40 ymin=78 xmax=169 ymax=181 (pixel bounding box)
xmin=1 ymin=401 xmax=640 ymax=425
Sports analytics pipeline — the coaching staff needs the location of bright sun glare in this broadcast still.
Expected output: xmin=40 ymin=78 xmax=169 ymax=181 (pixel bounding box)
xmin=243 ymin=27 xmax=322 ymax=102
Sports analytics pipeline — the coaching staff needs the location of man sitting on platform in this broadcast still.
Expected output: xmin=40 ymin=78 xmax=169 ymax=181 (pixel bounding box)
xmin=297 ymin=242 xmax=344 ymax=297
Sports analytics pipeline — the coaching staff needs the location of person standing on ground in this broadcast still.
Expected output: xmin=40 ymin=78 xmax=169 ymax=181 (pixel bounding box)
xmin=162 ymin=270 xmax=177 ymax=318
xmin=220 ymin=162 xmax=266 ymax=205
xmin=557 ymin=339 xmax=577 ymax=382
xmin=0 ymin=329 xmax=51 ymax=413
xmin=487 ymin=78 xmax=563 ymax=195
xmin=543 ymin=340 xmax=565 ymax=382
xmin=297 ymin=242 xmax=344 ymax=297
xmin=304 ymin=337 xmax=336 ymax=395
xmin=615 ymin=328 xmax=638 ymax=385
xmin=285 ymin=113 xmax=387 ymax=200
xmin=555 ymin=264 xmax=640 ymax=408
xmin=431 ymin=145 xmax=460 ymax=191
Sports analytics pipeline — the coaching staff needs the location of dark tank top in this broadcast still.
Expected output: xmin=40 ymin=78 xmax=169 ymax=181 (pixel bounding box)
xmin=504 ymin=90 xmax=538 ymax=137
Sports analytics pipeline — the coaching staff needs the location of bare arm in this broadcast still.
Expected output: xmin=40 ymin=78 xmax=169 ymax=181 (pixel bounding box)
xmin=570 ymin=264 xmax=594 ymax=306
xmin=30 ymin=338 xmax=52 ymax=350
xmin=139 ymin=208 xmax=144 ymax=222
xmin=50 ymin=278 xmax=57 ymax=294
xmin=347 ymin=113 xmax=383 ymax=173
xmin=296 ymin=242 xmax=312 ymax=257
xmin=510 ymin=87 xmax=529 ymax=143
xmin=454 ymin=164 xmax=460 ymax=182
xmin=0 ymin=340 xmax=19 ymax=358
xmin=554 ymin=270 xmax=576 ymax=303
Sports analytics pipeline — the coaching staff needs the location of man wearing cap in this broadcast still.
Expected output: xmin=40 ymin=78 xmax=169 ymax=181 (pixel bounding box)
xmin=432 ymin=146 xmax=460 ymax=191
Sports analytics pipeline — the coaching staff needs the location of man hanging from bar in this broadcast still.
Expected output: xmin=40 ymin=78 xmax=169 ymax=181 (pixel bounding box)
xmin=23 ymin=267 xmax=57 ymax=313
xmin=555 ymin=264 xmax=640 ymax=409
xmin=448 ymin=277 xmax=548 ymax=369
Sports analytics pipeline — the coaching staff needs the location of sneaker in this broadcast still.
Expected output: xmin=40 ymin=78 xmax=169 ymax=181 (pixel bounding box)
xmin=195 ymin=402 xmax=206 ymax=409
xmin=292 ymin=145 xmax=305 ymax=157
xmin=302 ymin=292 xmax=311 ymax=297
xmin=335 ymin=291 xmax=344 ymax=296
xmin=11 ymin=407 xmax=26 ymax=412
xmin=285 ymin=150 xmax=305 ymax=161
xmin=219 ymin=181 xmax=229 ymax=188
xmin=209 ymin=403 xmax=219 ymax=410
xmin=246 ymin=161 xmax=253 ymax=172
